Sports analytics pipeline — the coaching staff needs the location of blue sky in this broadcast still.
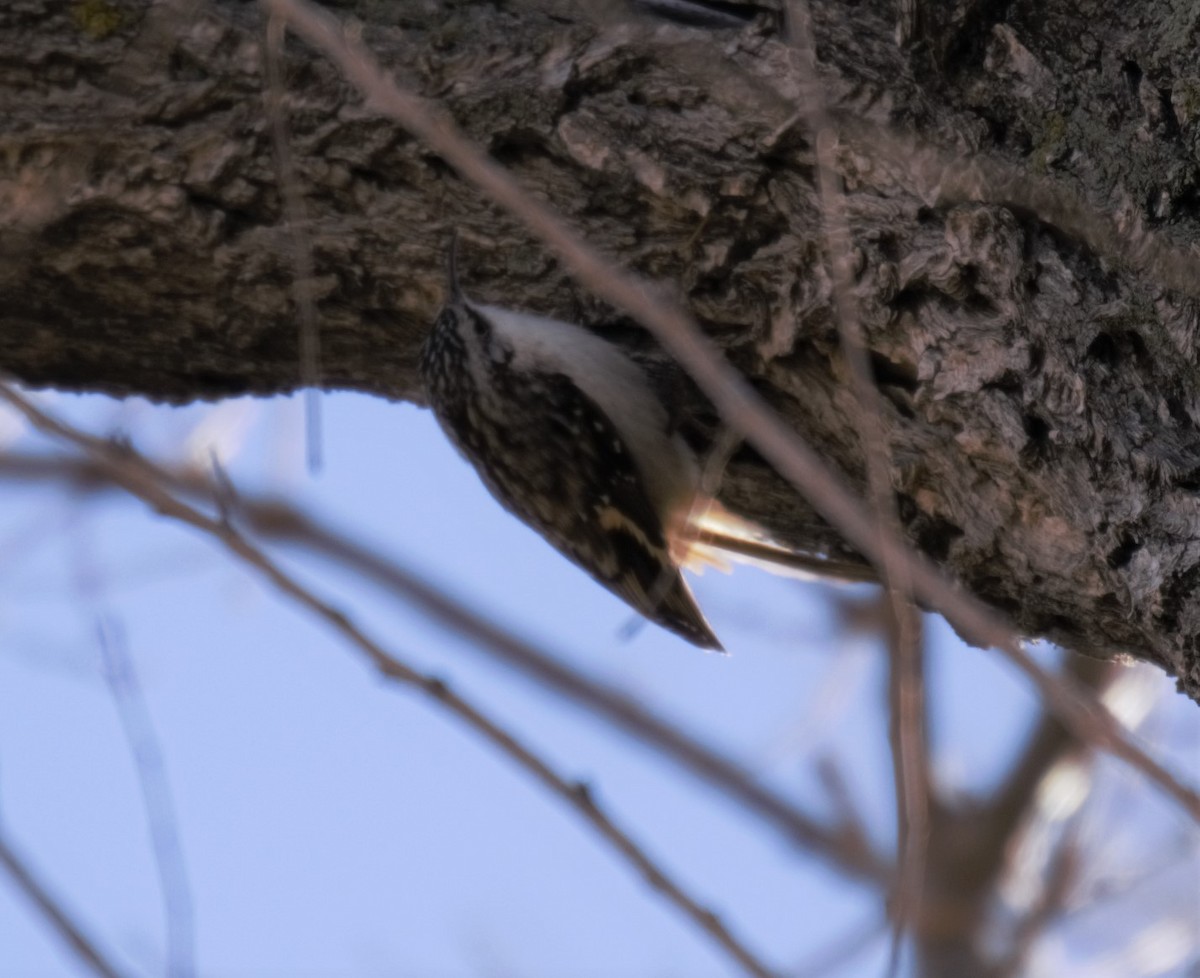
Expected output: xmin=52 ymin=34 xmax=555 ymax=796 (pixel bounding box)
xmin=0 ymin=391 xmax=1196 ymax=977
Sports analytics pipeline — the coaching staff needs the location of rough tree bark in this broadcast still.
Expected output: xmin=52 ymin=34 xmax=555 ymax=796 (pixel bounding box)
xmin=3 ymin=0 xmax=1200 ymax=701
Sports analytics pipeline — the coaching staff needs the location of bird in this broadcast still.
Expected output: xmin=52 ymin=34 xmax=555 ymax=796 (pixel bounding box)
xmin=420 ymin=237 xmax=875 ymax=650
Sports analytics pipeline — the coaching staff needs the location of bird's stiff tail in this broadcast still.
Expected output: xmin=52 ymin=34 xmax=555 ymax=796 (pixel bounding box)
xmin=675 ymin=499 xmax=878 ymax=585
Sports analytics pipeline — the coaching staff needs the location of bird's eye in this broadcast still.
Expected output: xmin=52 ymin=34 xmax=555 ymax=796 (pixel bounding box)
xmin=472 ymin=316 xmax=488 ymax=338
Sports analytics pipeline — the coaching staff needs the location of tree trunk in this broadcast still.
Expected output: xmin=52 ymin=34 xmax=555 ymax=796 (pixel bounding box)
xmin=3 ymin=0 xmax=1200 ymax=700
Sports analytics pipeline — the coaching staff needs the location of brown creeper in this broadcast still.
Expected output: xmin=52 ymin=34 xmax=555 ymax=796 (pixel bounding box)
xmin=420 ymin=243 xmax=723 ymax=649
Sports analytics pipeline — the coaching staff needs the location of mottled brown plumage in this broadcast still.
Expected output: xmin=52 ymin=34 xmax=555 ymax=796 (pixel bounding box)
xmin=420 ymin=245 xmax=721 ymax=649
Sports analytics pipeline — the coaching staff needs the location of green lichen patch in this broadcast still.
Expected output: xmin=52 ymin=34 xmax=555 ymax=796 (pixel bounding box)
xmin=70 ymin=0 xmax=124 ymax=39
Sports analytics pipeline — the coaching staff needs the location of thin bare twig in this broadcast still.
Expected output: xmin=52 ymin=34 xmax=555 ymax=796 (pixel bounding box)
xmin=882 ymin=600 xmax=929 ymax=971
xmin=781 ymin=3 xmax=930 ymax=961
xmin=988 ymin=657 xmax=1117 ymax=846
xmin=0 ymin=831 xmax=132 ymax=978
xmin=264 ymin=12 xmax=323 ymax=472
xmin=910 ymin=655 xmax=1115 ymax=969
xmin=258 ymin=0 xmax=1200 ymax=824
xmin=254 ymin=507 xmax=889 ymax=879
xmin=0 ymin=449 xmax=892 ymax=884
xmin=0 ymin=385 xmax=780 ymax=978
xmin=814 ymin=757 xmax=875 ymax=870
xmin=96 ymin=617 xmax=195 ymax=978
xmin=994 ymin=825 xmax=1081 ymax=978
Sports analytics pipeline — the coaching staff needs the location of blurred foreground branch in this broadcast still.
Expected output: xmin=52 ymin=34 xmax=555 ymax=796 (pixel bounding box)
xmin=0 ymin=387 xmax=780 ymax=978
xmin=263 ymin=0 xmax=1200 ymax=823
xmin=0 ymin=449 xmax=891 ymax=885
xmin=0 ymin=435 xmax=1190 ymax=970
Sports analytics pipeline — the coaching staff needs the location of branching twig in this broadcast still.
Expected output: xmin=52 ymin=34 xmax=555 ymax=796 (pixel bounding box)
xmin=0 ymin=449 xmax=892 ymax=884
xmin=255 ymin=0 xmax=1200 ymax=827
xmin=814 ymin=757 xmax=874 ymax=865
xmin=0 ymin=385 xmax=780 ymax=978
xmin=912 ymin=655 xmax=1115 ymax=968
xmin=994 ymin=825 xmax=1081 ymax=978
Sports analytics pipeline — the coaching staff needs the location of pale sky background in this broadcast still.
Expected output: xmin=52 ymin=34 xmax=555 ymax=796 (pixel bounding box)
xmin=0 ymin=391 xmax=1197 ymax=977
